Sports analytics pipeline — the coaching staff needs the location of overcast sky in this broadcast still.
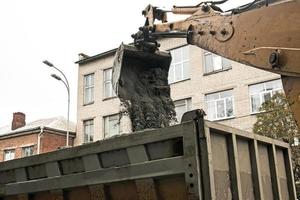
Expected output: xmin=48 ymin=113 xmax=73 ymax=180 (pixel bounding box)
xmin=0 ymin=0 xmax=252 ymax=127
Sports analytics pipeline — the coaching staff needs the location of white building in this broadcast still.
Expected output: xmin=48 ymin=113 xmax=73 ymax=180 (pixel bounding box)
xmin=74 ymin=38 xmax=282 ymax=145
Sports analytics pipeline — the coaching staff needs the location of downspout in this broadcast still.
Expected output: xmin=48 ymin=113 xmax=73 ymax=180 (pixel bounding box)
xmin=37 ymin=126 xmax=44 ymax=154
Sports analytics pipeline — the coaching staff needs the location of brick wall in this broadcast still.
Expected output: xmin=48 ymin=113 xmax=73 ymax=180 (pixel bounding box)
xmin=0 ymin=131 xmax=75 ymax=162
xmin=0 ymin=133 xmax=37 ymax=162
xmin=40 ymin=131 xmax=74 ymax=153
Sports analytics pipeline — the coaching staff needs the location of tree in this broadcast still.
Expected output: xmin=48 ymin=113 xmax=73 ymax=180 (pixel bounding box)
xmin=253 ymin=92 xmax=300 ymax=182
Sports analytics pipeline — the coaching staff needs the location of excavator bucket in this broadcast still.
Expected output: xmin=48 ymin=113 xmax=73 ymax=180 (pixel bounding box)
xmin=112 ymin=43 xmax=172 ymax=98
xmin=112 ymin=43 xmax=176 ymax=131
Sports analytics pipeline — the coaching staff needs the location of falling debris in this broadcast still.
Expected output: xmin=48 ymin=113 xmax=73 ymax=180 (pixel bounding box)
xmin=112 ymin=44 xmax=176 ymax=131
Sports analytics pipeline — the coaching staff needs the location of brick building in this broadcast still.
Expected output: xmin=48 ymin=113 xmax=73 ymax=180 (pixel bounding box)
xmin=74 ymin=38 xmax=282 ymax=145
xmin=0 ymin=112 xmax=76 ymax=162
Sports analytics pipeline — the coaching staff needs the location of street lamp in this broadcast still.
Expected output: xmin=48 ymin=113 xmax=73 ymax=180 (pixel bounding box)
xmin=43 ymin=60 xmax=71 ymax=147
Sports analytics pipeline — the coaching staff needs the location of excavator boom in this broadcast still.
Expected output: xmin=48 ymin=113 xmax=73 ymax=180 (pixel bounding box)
xmin=114 ymin=0 xmax=300 ymax=129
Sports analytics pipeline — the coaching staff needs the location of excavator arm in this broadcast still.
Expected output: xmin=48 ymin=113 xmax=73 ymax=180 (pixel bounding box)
xmin=131 ymin=0 xmax=300 ymax=128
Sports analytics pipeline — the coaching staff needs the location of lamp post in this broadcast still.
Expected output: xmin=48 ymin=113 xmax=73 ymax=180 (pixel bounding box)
xmin=43 ymin=60 xmax=71 ymax=147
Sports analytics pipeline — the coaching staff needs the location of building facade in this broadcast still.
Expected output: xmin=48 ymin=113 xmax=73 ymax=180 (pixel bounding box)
xmin=75 ymin=38 xmax=282 ymax=145
xmin=0 ymin=112 xmax=76 ymax=162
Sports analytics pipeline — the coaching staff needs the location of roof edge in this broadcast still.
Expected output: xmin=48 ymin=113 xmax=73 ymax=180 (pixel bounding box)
xmin=75 ymin=48 xmax=117 ymax=65
xmin=0 ymin=127 xmax=40 ymax=139
xmin=44 ymin=127 xmax=76 ymax=136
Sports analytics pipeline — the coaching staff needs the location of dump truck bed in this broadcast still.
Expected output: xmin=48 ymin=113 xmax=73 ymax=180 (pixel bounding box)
xmin=0 ymin=110 xmax=296 ymax=200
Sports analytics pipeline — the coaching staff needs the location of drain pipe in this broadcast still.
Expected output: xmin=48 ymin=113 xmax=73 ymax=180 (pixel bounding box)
xmin=37 ymin=126 xmax=44 ymax=154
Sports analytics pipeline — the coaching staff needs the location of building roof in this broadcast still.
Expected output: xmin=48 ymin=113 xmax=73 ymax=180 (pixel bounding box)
xmin=75 ymin=48 xmax=117 ymax=65
xmin=0 ymin=117 xmax=76 ymax=137
xmin=74 ymin=40 xmax=183 ymax=65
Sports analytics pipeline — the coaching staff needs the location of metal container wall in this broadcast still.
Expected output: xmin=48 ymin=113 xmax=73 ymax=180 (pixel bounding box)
xmin=0 ymin=110 xmax=296 ymax=200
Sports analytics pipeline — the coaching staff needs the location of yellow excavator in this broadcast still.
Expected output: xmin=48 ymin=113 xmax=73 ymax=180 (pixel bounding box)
xmin=112 ymin=0 xmax=300 ymax=130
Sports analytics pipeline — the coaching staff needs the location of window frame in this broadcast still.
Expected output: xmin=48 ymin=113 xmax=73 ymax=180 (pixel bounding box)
xmin=83 ymin=119 xmax=94 ymax=143
xmin=249 ymin=79 xmax=283 ymax=114
xmin=104 ymin=114 xmax=120 ymax=138
xmin=22 ymin=145 xmax=34 ymax=157
xmin=205 ymin=90 xmax=235 ymax=121
xmin=83 ymin=73 xmax=95 ymax=105
xmin=4 ymin=149 xmax=15 ymax=161
xmin=174 ymin=98 xmax=192 ymax=123
xmin=103 ymin=68 xmax=116 ymax=99
xmin=203 ymin=51 xmax=232 ymax=75
xmin=168 ymin=45 xmax=190 ymax=84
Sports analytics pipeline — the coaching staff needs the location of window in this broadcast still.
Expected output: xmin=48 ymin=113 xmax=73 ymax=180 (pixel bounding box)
xmin=103 ymin=68 xmax=116 ymax=98
xmin=249 ymin=79 xmax=283 ymax=113
xmin=104 ymin=114 xmax=120 ymax=138
xmin=83 ymin=119 xmax=94 ymax=143
xmin=84 ymin=73 xmax=94 ymax=104
xmin=292 ymin=137 xmax=299 ymax=146
xmin=203 ymin=51 xmax=231 ymax=74
xmin=168 ymin=46 xmax=190 ymax=83
xmin=4 ymin=149 xmax=15 ymax=161
xmin=174 ymin=98 xmax=192 ymax=123
xmin=206 ymin=90 xmax=234 ymax=121
xmin=22 ymin=146 xmax=34 ymax=157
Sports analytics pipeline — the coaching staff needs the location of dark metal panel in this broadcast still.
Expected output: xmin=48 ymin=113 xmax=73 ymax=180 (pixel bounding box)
xmin=99 ymin=149 xmax=129 ymax=168
xmin=145 ymin=139 xmax=183 ymax=160
xmin=0 ymin=170 xmax=15 ymax=184
xmin=276 ymin=148 xmax=289 ymax=200
xmin=154 ymin=175 xmax=188 ymax=200
xmin=89 ymin=185 xmax=107 ymax=200
xmin=0 ymin=123 xmax=187 ymax=172
xmin=16 ymin=194 xmax=28 ymax=200
xmin=237 ymin=139 xmax=255 ymax=200
xmin=203 ymin=125 xmax=216 ymax=200
xmin=127 ymin=145 xmax=158 ymax=200
xmin=59 ymin=158 xmax=85 ymax=175
xmin=126 ymin=145 xmax=149 ymax=164
xmin=227 ymin=134 xmax=243 ymax=199
xmin=64 ymin=186 xmax=91 ymax=200
xmin=268 ymin=144 xmax=282 ymax=200
xmin=211 ymin=132 xmax=232 ymax=200
xmin=4 ymin=157 xmax=185 ymax=196
xmin=82 ymin=154 xmax=102 ymax=172
xmin=258 ymin=143 xmax=274 ymax=200
xmin=45 ymin=162 xmax=61 ymax=177
xmin=283 ymin=148 xmax=297 ymax=200
xmin=15 ymin=169 xmax=27 ymax=182
xmin=182 ymin=120 xmax=200 ymax=200
xmin=26 ymin=165 xmax=46 ymax=180
xmin=50 ymin=189 xmax=64 ymax=200
xmin=105 ymin=181 xmax=139 ymax=200
xmin=249 ymin=140 xmax=263 ymax=200
xmin=135 ymin=179 xmax=158 ymax=200
xmin=205 ymin=121 xmax=289 ymax=148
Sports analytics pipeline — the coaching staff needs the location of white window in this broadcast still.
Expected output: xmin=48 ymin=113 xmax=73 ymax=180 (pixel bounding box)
xmin=4 ymin=149 xmax=15 ymax=161
xmin=22 ymin=146 xmax=34 ymax=157
xmin=83 ymin=119 xmax=94 ymax=143
xmin=84 ymin=73 xmax=94 ymax=104
xmin=174 ymin=98 xmax=192 ymax=123
xmin=206 ymin=90 xmax=234 ymax=121
xmin=103 ymin=68 xmax=116 ymax=98
xmin=292 ymin=137 xmax=299 ymax=146
xmin=249 ymin=79 xmax=283 ymax=113
xmin=104 ymin=114 xmax=120 ymax=138
xmin=168 ymin=46 xmax=190 ymax=84
xmin=203 ymin=51 xmax=231 ymax=74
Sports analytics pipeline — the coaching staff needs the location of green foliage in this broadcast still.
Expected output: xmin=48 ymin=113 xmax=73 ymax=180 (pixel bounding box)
xmin=253 ymin=92 xmax=298 ymax=140
xmin=253 ymin=92 xmax=300 ymax=182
